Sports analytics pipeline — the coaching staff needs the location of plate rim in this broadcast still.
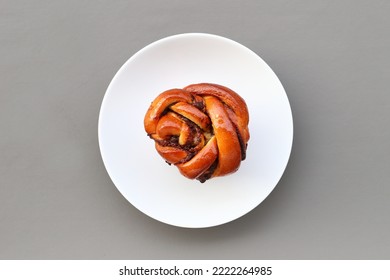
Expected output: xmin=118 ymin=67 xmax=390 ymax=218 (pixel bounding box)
xmin=98 ymin=32 xmax=294 ymax=228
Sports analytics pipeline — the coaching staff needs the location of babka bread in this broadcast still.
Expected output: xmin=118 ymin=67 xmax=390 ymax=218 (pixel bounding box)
xmin=144 ymin=83 xmax=249 ymax=183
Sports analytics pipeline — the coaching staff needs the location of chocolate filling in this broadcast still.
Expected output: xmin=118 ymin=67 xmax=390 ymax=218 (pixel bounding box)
xmin=154 ymin=111 xmax=209 ymax=165
xmin=192 ymin=100 xmax=205 ymax=112
xmin=196 ymin=160 xmax=218 ymax=183
xmin=236 ymin=128 xmax=247 ymax=161
xmin=156 ymin=136 xmax=179 ymax=147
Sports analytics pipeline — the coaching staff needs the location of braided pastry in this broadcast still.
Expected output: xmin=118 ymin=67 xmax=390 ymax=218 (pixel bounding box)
xmin=144 ymin=83 xmax=250 ymax=183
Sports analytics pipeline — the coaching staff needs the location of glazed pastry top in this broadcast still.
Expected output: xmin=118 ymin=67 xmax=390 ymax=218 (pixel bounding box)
xmin=144 ymin=83 xmax=249 ymax=183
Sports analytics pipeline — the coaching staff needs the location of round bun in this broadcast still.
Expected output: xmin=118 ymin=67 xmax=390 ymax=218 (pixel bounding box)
xmin=144 ymin=83 xmax=249 ymax=183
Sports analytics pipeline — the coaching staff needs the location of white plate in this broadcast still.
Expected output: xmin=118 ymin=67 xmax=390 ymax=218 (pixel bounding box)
xmin=98 ymin=33 xmax=293 ymax=228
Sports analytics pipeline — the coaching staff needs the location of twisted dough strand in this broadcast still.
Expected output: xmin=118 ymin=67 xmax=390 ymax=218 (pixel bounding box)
xmin=144 ymin=83 xmax=249 ymax=182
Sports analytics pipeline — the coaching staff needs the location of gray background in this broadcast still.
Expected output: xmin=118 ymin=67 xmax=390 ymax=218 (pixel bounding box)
xmin=1 ymin=0 xmax=389 ymax=259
